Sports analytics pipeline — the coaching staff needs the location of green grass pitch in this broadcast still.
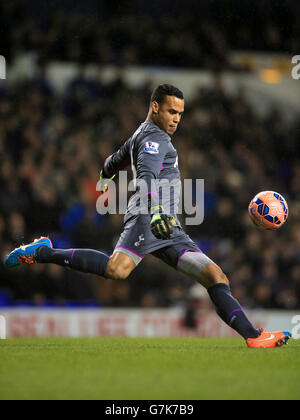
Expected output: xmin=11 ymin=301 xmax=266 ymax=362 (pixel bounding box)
xmin=0 ymin=337 xmax=299 ymax=400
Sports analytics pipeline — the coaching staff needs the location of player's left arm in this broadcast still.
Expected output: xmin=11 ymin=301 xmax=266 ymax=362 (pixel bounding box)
xmin=150 ymin=206 xmax=178 ymax=240
xmin=136 ymin=135 xmax=178 ymax=240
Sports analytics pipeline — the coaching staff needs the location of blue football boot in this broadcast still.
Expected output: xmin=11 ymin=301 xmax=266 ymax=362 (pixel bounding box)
xmin=4 ymin=237 xmax=53 ymax=268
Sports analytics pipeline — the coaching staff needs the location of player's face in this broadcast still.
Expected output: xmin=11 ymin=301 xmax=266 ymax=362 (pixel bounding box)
xmin=153 ymin=96 xmax=184 ymax=136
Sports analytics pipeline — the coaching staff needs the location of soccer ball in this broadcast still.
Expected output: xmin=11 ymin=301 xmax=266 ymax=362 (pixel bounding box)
xmin=248 ymin=191 xmax=289 ymax=230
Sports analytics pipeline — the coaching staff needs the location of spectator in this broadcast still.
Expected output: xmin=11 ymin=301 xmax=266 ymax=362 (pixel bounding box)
xmin=1 ymin=0 xmax=299 ymax=68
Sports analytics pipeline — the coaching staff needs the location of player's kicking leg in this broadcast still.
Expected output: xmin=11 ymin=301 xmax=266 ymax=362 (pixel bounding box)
xmin=4 ymin=237 xmax=53 ymax=267
xmin=176 ymin=250 xmax=292 ymax=348
xmin=4 ymin=237 xmax=292 ymax=347
xmin=4 ymin=236 xmax=136 ymax=281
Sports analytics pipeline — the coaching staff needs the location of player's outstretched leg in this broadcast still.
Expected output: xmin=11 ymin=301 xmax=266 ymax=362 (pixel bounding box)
xmin=4 ymin=236 xmax=109 ymax=277
xmin=4 ymin=237 xmax=53 ymax=267
xmin=4 ymin=237 xmax=136 ymax=281
xmin=177 ymin=252 xmax=291 ymax=347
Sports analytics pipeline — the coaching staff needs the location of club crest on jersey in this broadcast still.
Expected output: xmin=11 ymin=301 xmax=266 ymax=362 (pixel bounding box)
xmin=134 ymin=234 xmax=145 ymax=247
xmin=144 ymin=141 xmax=159 ymax=154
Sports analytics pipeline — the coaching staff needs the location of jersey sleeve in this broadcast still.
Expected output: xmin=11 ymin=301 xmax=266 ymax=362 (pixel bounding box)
xmin=103 ymin=138 xmax=131 ymax=178
xmin=136 ymin=132 xmax=170 ymax=211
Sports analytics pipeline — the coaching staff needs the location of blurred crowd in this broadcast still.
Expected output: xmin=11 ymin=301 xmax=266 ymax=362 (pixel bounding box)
xmin=1 ymin=0 xmax=300 ymax=69
xmin=0 ymin=66 xmax=300 ymax=310
xmin=1 ymin=0 xmax=300 ymax=310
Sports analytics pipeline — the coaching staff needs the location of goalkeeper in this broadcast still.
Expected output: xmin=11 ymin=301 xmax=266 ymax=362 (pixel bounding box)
xmin=5 ymin=84 xmax=291 ymax=348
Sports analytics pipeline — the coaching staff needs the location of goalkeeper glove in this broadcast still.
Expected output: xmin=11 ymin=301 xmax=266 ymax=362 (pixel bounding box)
xmin=99 ymin=170 xmax=116 ymax=206
xmin=150 ymin=205 xmax=178 ymax=240
xmin=99 ymin=169 xmax=115 ymax=193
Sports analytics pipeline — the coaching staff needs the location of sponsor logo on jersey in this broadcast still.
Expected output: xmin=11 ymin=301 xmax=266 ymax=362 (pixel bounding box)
xmin=144 ymin=141 xmax=160 ymax=154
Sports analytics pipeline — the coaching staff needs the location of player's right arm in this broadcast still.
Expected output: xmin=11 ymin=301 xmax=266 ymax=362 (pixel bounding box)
xmin=99 ymin=139 xmax=131 ymax=193
xmin=102 ymin=138 xmax=131 ymax=178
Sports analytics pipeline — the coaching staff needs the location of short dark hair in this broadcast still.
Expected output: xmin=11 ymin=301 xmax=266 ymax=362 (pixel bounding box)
xmin=151 ymin=84 xmax=184 ymax=104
